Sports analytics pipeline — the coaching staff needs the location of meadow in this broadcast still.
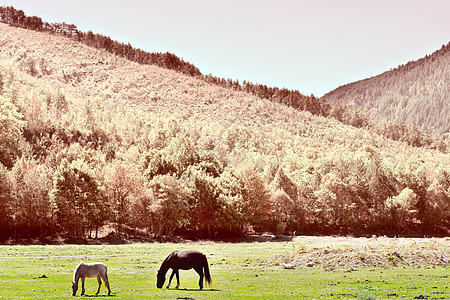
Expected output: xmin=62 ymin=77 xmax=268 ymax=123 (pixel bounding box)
xmin=0 ymin=237 xmax=448 ymax=299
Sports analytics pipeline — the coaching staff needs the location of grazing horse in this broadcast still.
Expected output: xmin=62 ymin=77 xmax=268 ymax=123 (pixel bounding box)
xmin=71 ymin=262 xmax=111 ymax=296
xmin=157 ymin=250 xmax=212 ymax=290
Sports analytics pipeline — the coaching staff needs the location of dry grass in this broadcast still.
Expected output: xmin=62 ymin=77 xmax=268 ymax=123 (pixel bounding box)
xmin=273 ymin=236 xmax=450 ymax=270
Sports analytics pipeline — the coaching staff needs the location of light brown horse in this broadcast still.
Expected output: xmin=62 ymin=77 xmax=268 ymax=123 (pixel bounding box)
xmin=71 ymin=262 xmax=111 ymax=296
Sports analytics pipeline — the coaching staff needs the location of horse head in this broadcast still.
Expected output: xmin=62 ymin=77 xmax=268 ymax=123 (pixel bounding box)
xmin=71 ymin=281 xmax=78 ymax=296
xmin=156 ymin=269 xmax=165 ymax=288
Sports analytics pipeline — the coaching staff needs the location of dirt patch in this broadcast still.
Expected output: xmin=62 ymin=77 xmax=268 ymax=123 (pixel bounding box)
xmin=272 ymin=236 xmax=450 ymax=270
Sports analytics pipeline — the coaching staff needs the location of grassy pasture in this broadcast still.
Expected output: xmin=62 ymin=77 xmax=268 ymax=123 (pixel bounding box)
xmin=0 ymin=238 xmax=448 ymax=299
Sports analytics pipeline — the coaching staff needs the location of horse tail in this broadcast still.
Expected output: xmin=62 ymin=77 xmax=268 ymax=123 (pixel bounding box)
xmin=203 ymin=256 xmax=212 ymax=285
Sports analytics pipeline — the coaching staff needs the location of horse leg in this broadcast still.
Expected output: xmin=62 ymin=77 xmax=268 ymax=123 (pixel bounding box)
xmin=81 ymin=277 xmax=86 ymax=296
xmin=103 ymin=270 xmax=111 ymax=295
xmin=194 ymin=267 xmax=204 ymax=290
xmin=175 ymin=270 xmax=180 ymax=289
xmin=96 ymin=275 xmax=101 ymax=295
xmin=166 ymin=269 xmax=175 ymax=288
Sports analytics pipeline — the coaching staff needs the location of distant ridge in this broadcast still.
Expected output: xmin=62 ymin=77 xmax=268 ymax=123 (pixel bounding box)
xmin=323 ymin=42 xmax=450 ymax=138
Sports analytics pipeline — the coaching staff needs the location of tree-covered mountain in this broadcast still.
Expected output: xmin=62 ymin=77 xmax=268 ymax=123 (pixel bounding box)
xmin=0 ymin=12 xmax=449 ymax=241
xmin=323 ymin=42 xmax=450 ymax=138
xmin=1 ymin=5 xmax=445 ymax=150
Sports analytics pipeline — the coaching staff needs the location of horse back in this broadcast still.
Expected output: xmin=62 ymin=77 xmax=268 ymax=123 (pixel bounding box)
xmin=172 ymin=250 xmax=207 ymax=270
xmin=78 ymin=262 xmax=107 ymax=278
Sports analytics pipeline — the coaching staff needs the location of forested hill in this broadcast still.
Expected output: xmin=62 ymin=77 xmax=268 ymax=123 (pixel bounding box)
xmin=322 ymin=42 xmax=450 ymax=138
xmin=0 ymin=17 xmax=449 ymax=241
xmin=0 ymin=5 xmax=325 ymax=117
xmin=1 ymin=5 xmax=446 ymax=150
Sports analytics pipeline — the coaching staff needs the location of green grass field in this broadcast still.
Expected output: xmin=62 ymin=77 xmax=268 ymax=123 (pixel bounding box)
xmin=0 ymin=240 xmax=448 ymax=299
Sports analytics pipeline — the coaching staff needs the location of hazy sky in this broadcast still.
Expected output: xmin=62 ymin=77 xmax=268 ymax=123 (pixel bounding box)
xmin=2 ymin=0 xmax=450 ymax=96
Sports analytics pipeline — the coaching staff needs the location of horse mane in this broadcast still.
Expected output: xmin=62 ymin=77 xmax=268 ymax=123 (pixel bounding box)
xmin=73 ymin=262 xmax=84 ymax=282
xmin=159 ymin=251 xmax=176 ymax=274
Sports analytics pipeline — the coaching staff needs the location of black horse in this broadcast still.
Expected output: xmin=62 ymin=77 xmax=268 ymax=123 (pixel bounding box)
xmin=156 ymin=250 xmax=212 ymax=290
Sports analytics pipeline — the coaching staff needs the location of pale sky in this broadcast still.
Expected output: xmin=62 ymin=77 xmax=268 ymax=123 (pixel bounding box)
xmin=2 ymin=0 xmax=450 ymax=96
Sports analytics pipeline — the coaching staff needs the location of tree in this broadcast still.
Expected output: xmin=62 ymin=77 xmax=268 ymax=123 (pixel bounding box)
xmin=52 ymin=90 xmax=69 ymax=118
xmin=394 ymin=160 xmax=430 ymax=225
xmin=270 ymin=167 xmax=305 ymax=233
xmin=385 ymin=188 xmax=418 ymax=230
xmin=423 ymin=179 xmax=450 ymax=227
xmin=9 ymin=158 xmax=52 ymax=238
xmin=142 ymin=149 xmax=176 ymax=181
xmin=270 ymin=167 xmax=298 ymax=202
xmin=232 ymin=163 xmax=272 ymax=230
xmin=270 ymin=189 xmax=294 ymax=234
xmin=215 ymin=169 xmax=248 ymax=233
xmin=333 ymin=146 xmax=398 ymax=227
xmin=196 ymin=151 xmax=223 ymax=178
xmin=183 ymin=167 xmax=229 ymax=237
xmin=316 ymin=172 xmax=358 ymax=227
xmin=0 ymin=165 xmax=12 ymax=238
xmin=148 ymin=175 xmax=190 ymax=236
xmin=128 ymin=190 xmax=153 ymax=232
xmin=165 ymin=133 xmax=200 ymax=176
xmin=50 ymin=159 xmax=107 ymax=238
xmin=103 ymin=160 xmax=146 ymax=232
xmin=0 ymin=94 xmax=26 ymax=168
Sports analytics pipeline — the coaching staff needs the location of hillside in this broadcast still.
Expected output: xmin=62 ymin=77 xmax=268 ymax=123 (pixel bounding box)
xmin=322 ymin=43 xmax=450 ymax=138
xmin=0 ymin=6 xmax=445 ymax=151
xmin=0 ymin=21 xmax=449 ymax=240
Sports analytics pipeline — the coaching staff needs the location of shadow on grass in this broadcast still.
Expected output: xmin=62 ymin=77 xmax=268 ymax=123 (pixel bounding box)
xmin=78 ymin=293 xmax=117 ymax=297
xmin=168 ymin=288 xmax=220 ymax=292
